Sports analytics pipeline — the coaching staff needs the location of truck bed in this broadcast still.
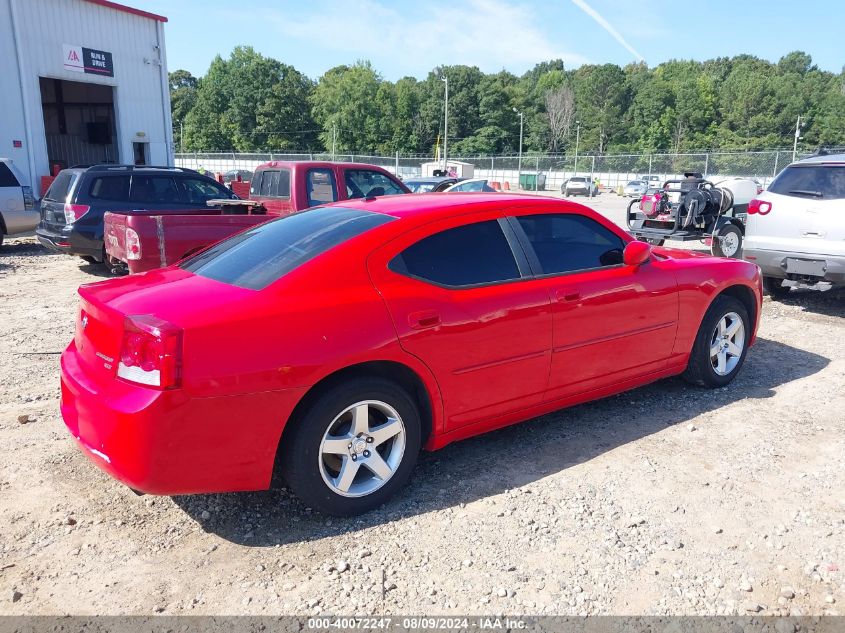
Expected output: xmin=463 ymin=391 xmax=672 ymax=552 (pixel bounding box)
xmin=105 ymin=211 xmax=270 ymax=274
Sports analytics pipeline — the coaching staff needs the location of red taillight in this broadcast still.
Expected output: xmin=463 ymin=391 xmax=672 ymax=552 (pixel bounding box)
xmin=64 ymin=203 xmax=90 ymax=223
xmin=117 ymin=315 xmax=182 ymax=389
xmin=748 ymin=199 xmax=772 ymax=215
xmin=126 ymin=227 xmax=141 ymax=260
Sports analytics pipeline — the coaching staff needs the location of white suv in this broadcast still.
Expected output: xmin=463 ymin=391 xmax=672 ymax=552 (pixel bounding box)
xmin=0 ymin=158 xmax=37 ymax=249
xmin=744 ymin=154 xmax=845 ymax=297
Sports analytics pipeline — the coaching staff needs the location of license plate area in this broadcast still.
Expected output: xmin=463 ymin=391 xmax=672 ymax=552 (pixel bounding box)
xmin=785 ymin=258 xmax=826 ymax=277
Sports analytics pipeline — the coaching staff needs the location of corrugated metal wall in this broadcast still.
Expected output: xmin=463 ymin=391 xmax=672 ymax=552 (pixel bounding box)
xmin=0 ymin=0 xmax=172 ymax=187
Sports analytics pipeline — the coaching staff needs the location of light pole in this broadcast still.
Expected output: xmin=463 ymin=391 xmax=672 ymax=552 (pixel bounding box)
xmin=792 ymin=115 xmax=802 ymax=162
xmin=441 ymin=75 xmax=448 ymax=173
xmin=513 ymin=107 xmax=524 ymax=189
xmin=573 ymin=120 xmax=581 ymax=176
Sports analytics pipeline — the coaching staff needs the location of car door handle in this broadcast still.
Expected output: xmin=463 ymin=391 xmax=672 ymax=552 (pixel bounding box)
xmin=408 ymin=310 xmax=441 ymax=330
xmin=554 ymin=288 xmax=581 ymax=303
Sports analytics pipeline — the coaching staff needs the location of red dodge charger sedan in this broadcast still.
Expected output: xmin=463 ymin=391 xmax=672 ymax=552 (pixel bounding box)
xmin=60 ymin=193 xmax=762 ymax=515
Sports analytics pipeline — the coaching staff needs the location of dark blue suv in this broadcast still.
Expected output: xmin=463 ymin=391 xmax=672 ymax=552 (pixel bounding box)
xmin=37 ymin=165 xmax=238 ymax=263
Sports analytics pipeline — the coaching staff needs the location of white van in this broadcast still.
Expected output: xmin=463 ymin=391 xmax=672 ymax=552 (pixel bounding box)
xmin=0 ymin=158 xmax=37 ymax=249
xmin=744 ymin=154 xmax=845 ymax=296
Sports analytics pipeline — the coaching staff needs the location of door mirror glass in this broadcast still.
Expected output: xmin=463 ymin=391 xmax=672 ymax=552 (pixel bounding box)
xmin=623 ymin=241 xmax=651 ymax=266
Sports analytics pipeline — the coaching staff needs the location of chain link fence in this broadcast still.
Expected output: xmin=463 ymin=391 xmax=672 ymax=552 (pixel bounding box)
xmin=175 ymin=148 xmax=845 ymax=192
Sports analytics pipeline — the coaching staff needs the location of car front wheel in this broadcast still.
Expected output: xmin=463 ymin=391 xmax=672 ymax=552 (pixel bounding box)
xmin=683 ymin=295 xmax=750 ymax=388
xmin=280 ymin=377 xmax=421 ymax=516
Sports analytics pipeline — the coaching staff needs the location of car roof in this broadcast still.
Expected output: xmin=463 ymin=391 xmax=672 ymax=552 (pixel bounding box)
xmin=254 ymin=161 xmax=392 ymax=171
xmin=334 ymin=192 xmax=592 ymax=225
xmin=795 ymin=153 xmax=845 ymax=165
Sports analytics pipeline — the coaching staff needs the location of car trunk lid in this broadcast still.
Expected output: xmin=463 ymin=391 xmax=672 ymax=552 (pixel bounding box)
xmin=73 ymin=268 xmax=261 ymax=385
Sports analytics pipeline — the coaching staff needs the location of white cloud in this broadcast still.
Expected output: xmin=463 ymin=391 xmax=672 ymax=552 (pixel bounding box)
xmin=570 ymin=0 xmax=645 ymax=62
xmin=268 ymin=0 xmax=589 ymax=78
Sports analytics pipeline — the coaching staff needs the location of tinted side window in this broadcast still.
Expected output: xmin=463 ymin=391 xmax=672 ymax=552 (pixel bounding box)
xmin=307 ymin=169 xmax=337 ymax=206
xmin=88 ymin=176 xmax=130 ymax=201
xmin=345 ymin=170 xmax=405 ymax=198
xmin=392 ymin=220 xmax=520 ymax=287
xmin=130 ymin=176 xmax=181 ymax=204
xmin=45 ymin=172 xmax=77 ymax=201
xmin=768 ymin=165 xmax=845 ymax=200
xmin=515 ymin=214 xmax=624 ymax=275
xmin=0 ymin=163 xmax=20 ymax=187
xmin=181 ymin=177 xmax=230 ymax=204
xmin=181 ymin=207 xmax=393 ymax=290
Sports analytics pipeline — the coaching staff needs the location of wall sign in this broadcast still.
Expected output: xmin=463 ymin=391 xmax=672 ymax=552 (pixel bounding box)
xmin=63 ymin=44 xmax=114 ymax=77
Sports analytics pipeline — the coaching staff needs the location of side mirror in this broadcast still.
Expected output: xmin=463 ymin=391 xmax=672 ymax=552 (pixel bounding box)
xmin=623 ymin=240 xmax=651 ymax=267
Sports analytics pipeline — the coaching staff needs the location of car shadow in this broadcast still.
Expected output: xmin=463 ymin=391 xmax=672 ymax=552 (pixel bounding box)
xmin=172 ymin=337 xmax=829 ymax=547
xmin=767 ymin=287 xmax=845 ymax=318
xmin=78 ymin=261 xmax=114 ymax=278
xmin=0 ymin=240 xmax=58 ymax=257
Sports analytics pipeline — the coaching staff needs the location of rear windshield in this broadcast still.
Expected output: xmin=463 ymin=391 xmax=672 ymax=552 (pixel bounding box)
xmin=769 ymin=165 xmax=845 ymax=200
xmin=45 ymin=172 xmax=78 ymax=201
xmin=0 ymin=163 xmax=20 ymax=187
xmin=181 ymin=207 xmax=393 ymax=290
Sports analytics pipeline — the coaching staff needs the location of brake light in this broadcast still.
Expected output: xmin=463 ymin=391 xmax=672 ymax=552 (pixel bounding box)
xmin=117 ymin=315 xmax=182 ymax=389
xmin=748 ymin=199 xmax=772 ymax=215
xmin=64 ymin=203 xmax=90 ymax=223
xmin=125 ymin=227 xmax=141 ymax=260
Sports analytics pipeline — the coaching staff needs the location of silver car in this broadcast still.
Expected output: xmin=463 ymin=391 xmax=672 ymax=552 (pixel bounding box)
xmin=744 ymin=153 xmax=845 ymax=296
xmin=623 ymin=180 xmax=648 ymax=198
xmin=0 ymin=158 xmax=38 ymax=249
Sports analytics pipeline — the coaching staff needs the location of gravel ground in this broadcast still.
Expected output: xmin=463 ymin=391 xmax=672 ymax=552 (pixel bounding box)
xmin=1 ymin=195 xmax=844 ymax=616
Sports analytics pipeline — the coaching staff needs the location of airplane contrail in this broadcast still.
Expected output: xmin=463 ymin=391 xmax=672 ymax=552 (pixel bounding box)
xmin=570 ymin=0 xmax=645 ymax=62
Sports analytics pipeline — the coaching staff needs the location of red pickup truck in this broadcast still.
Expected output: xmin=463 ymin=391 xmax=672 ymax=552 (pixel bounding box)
xmin=105 ymin=161 xmax=410 ymax=274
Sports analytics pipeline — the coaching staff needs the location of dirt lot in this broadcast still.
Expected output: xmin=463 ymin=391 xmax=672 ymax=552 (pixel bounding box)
xmin=1 ymin=195 xmax=844 ymax=616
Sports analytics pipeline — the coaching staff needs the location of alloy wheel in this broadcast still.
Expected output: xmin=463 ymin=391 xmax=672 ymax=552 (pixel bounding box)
xmin=318 ymin=400 xmax=406 ymax=498
xmin=709 ymin=311 xmax=745 ymax=376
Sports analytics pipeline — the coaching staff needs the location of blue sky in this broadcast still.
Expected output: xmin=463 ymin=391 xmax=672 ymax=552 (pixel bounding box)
xmin=131 ymin=0 xmax=845 ymax=80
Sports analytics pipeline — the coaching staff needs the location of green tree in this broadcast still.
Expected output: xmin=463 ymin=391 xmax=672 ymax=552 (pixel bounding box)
xmin=310 ymin=61 xmax=387 ymax=153
xmin=169 ymin=69 xmax=197 ymax=152
xmin=256 ymin=64 xmax=317 ymax=150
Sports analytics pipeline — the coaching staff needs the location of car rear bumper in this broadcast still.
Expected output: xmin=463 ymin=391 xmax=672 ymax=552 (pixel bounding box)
xmin=60 ymin=342 xmax=307 ymax=495
xmin=744 ymin=248 xmax=845 ymax=285
xmin=37 ymin=224 xmax=102 ymax=259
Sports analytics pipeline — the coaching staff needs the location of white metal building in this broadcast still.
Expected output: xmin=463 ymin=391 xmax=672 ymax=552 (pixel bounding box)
xmin=0 ymin=0 xmax=172 ymax=192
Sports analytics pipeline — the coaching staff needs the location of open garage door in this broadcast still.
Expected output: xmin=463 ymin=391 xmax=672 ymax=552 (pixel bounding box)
xmin=39 ymin=78 xmax=118 ymax=172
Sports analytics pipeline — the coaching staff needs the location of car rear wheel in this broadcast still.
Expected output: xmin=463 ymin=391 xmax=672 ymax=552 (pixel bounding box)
xmin=763 ymin=276 xmax=791 ymax=299
xmin=280 ymin=377 xmax=421 ymax=516
xmin=712 ymin=224 xmax=743 ymax=258
xmin=683 ymin=295 xmax=750 ymax=388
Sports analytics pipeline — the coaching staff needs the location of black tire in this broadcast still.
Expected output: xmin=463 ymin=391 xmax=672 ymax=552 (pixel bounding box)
xmin=763 ymin=276 xmax=791 ymax=299
xmin=711 ymin=224 xmax=743 ymax=258
xmin=80 ymin=255 xmax=98 ymax=264
xmin=280 ymin=377 xmax=421 ymax=516
xmin=0 ymin=232 xmax=4 ymax=250
xmin=683 ymin=295 xmax=750 ymax=388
